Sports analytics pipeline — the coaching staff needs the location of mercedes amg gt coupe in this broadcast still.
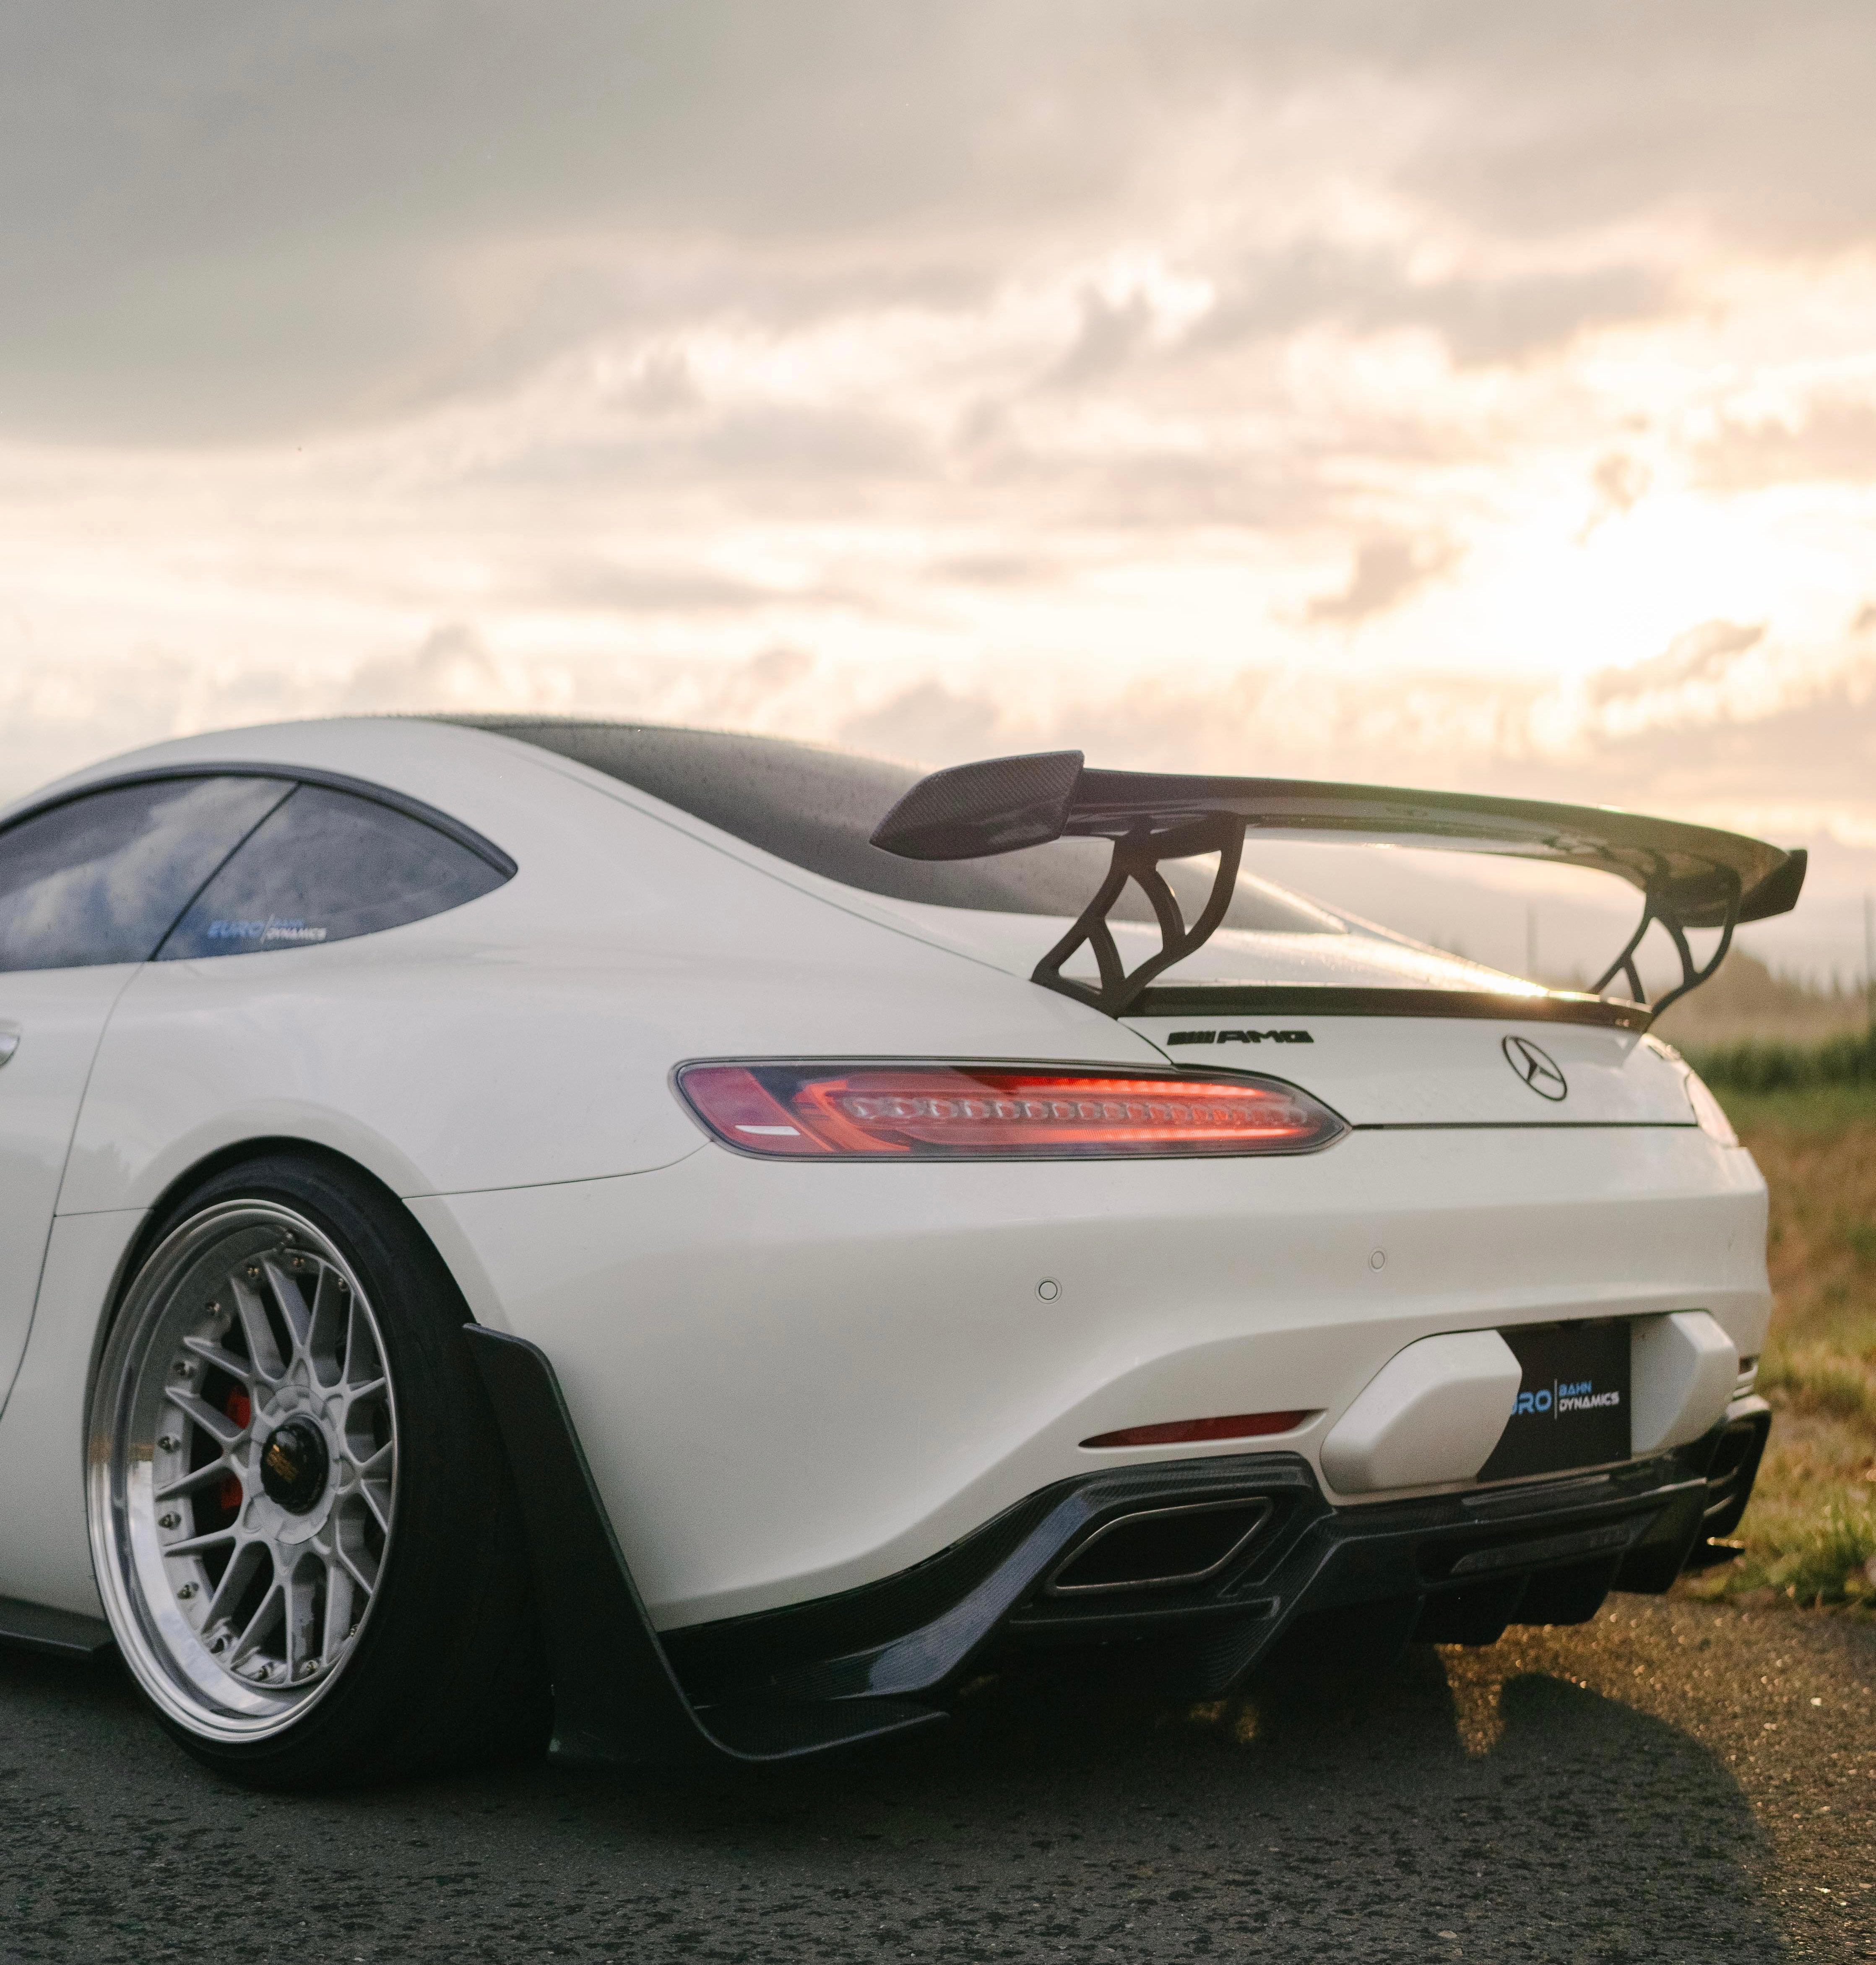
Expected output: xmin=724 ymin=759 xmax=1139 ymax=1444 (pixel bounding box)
xmin=0 ymin=715 xmax=1793 ymax=1786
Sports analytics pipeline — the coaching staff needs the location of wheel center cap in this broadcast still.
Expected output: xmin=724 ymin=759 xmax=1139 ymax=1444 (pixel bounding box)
xmin=259 ymin=1418 xmax=329 ymax=1514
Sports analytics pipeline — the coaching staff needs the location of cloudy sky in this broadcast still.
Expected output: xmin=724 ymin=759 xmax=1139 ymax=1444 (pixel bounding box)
xmin=5 ymin=2 xmax=1875 ymax=976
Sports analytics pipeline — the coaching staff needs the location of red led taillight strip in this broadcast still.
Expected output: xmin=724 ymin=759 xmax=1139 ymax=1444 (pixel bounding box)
xmin=676 ymin=1063 xmax=1345 ymax=1159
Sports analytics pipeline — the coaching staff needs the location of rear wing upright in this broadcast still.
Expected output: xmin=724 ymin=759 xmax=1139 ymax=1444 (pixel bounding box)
xmin=869 ymin=752 xmax=1806 ymax=1020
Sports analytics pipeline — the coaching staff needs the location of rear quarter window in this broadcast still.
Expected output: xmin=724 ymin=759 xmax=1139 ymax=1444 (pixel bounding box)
xmin=0 ymin=776 xmax=289 ymax=973
xmin=158 ymin=784 xmax=510 ymax=959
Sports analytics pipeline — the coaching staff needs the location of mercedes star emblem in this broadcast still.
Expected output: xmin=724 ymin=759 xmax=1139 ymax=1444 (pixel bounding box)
xmin=1501 ymin=1035 xmax=1568 ymax=1101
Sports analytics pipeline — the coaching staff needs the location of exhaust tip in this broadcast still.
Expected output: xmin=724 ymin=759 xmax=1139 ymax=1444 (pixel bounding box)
xmin=1046 ymin=1496 xmax=1273 ymax=1596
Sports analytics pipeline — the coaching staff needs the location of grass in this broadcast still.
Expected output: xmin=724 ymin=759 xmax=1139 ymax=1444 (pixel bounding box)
xmin=1706 ymin=1083 xmax=1876 ymax=1137
xmin=1676 ymin=1072 xmax=1876 ymax=1611
xmin=1683 ymin=1028 xmax=1876 ymax=1095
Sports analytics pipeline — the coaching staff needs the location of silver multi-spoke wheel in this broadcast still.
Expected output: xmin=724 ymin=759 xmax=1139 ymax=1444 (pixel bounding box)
xmin=90 ymin=1200 xmax=399 ymax=1742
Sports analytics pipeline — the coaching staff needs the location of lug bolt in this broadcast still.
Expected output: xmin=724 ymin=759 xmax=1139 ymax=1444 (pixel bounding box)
xmin=245 ymin=1265 xmax=260 ymax=1279
xmin=157 ymin=1435 xmax=180 ymax=1452
xmin=158 ymin=1512 xmax=180 ymax=1529
xmin=177 ymin=1583 xmax=197 ymax=1600
xmin=210 ymin=1636 xmax=227 ymax=1653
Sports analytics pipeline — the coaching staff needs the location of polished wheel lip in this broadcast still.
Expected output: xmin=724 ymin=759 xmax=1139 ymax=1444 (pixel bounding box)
xmin=87 ymin=1198 xmax=400 ymax=1746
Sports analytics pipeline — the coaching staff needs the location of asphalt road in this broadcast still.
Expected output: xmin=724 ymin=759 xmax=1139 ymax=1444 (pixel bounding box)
xmin=2 ymin=1597 xmax=1872 ymax=1963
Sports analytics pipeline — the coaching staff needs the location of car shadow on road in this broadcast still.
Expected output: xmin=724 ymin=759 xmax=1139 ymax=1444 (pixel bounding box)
xmin=0 ymin=1628 xmax=1788 ymax=1962
xmin=526 ymin=1629 xmax=1787 ymax=1961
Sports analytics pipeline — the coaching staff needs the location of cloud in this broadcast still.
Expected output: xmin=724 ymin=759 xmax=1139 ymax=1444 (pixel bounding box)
xmin=334 ymin=630 xmax=835 ymax=735
xmin=838 ymin=680 xmax=1011 ymax=761
xmin=607 ymin=349 xmax=703 ymax=418
xmin=1386 ymin=2 xmax=1876 ymax=254
xmin=341 ymin=623 xmax=516 ymax=714
xmin=475 ymin=406 xmax=934 ymax=507
xmin=1044 ymin=286 xmax=1158 ymax=390
xmin=0 ymin=1 xmax=1867 ymax=443
xmin=1589 ymin=450 xmax=1650 ymax=520
xmin=1195 ymin=246 xmax=1667 ymax=368
xmin=1588 ymin=619 xmax=1766 ymax=703
xmin=1695 ymin=394 xmax=1876 ymax=489
xmin=527 ymin=561 xmax=881 ymax=618
xmin=1305 ymin=535 xmax=1460 ymax=624
xmin=923 ymin=550 xmax=1061 ymax=588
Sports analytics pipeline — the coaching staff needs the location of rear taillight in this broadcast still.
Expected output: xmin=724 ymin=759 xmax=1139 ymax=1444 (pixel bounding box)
xmin=674 ymin=1062 xmax=1345 ymax=1159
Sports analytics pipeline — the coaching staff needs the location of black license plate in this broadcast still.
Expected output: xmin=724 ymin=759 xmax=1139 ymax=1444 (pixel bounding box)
xmin=1477 ymin=1321 xmax=1630 ymax=1482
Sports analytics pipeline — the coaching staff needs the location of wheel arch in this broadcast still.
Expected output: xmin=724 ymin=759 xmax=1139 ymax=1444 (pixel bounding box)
xmin=100 ymin=1135 xmax=480 ymax=1376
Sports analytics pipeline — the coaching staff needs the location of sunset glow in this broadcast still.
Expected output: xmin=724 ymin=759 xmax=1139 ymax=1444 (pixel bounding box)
xmin=3 ymin=5 xmax=1874 ymax=973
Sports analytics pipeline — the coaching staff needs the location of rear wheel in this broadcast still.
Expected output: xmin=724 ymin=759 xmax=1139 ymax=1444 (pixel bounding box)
xmin=88 ymin=1153 xmax=548 ymax=1788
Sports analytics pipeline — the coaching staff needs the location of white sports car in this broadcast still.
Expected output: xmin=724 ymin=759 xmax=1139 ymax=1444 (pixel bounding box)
xmin=0 ymin=716 xmax=1792 ymax=1786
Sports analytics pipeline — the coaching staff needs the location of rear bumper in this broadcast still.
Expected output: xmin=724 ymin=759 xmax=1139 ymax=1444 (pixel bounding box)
xmin=469 ymin=1326 xmax=1770 ymax=1766
xmin=418 ymin=1121 xmax=1770 ymax=1629
xmin=669 ymin=1400 xmax=1771 ymax=1708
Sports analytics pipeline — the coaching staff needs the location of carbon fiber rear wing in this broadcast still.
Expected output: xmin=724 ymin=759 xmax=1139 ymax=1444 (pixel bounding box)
xmin=870 ymin=751 xmax=1806 ymax=1020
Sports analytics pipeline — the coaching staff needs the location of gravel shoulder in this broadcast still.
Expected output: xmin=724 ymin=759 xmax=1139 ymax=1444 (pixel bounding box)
xmin=3 ymin=1597 xmax=1873 ymax=1963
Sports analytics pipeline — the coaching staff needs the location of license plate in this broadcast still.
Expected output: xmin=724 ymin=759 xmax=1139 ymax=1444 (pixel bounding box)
xmin=1477 ymin=1321 xmax=1631 ymax=1482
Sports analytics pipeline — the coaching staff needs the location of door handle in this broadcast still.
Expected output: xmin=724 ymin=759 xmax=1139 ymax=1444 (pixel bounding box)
xmin=0 ymin=1028 xmax=18 ymax=1068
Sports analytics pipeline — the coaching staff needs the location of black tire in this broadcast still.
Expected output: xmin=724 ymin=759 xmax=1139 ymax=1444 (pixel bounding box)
xmin=88 ymin=1150 xmax=550 ymax=1789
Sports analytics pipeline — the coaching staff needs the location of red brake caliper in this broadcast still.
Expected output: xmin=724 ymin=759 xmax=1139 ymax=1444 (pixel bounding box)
xmin=219 ymin=1388 xmax=252 ymax=1515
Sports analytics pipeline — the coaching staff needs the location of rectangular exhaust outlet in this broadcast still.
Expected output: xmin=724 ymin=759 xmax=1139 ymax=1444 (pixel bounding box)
xmin=1045 ymin=1497 xmax=1273 ymax=1596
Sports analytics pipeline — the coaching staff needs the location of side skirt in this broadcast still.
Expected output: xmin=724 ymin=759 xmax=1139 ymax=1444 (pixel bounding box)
xmin=0 ymin=1595 xmax=114 ymax=1660
xmin=463 ymin=1325 xmax=945 ymax=1767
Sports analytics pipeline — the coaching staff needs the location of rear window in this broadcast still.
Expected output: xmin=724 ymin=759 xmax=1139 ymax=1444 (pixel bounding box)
xmin=444 ymin=719 xmax=1341 ymax=934
xmin=0 ymin=776 xmax=289 ymax=972
xmin=158 ymin=783 xmax=510 ymax=959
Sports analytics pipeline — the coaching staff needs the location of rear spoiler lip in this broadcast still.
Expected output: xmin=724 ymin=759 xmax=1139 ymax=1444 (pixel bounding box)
xmin=871 ymin=750 xmax=1806 ymax=1021
xmin=870 ymin=750 xmax=1804 ymax=930
xmin=1120 ymin=984 xmax=1652 ymax=1032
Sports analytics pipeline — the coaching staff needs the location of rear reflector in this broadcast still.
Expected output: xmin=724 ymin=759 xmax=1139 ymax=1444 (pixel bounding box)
xmin=1080 ymin=1411 xmax=1312 ymax=1449
xmin=676 ymin=1063 xmax=1345 ymax=1160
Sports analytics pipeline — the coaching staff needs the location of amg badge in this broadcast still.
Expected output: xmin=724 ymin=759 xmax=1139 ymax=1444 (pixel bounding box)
xmin=1167 ymin=1029 xmax=1314 ymax=1047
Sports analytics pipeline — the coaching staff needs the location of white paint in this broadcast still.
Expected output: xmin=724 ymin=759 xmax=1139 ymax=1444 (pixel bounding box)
xmin=411 ymin=1123 xmax=1766 ymax=1626
xmin=1124 ymin=1012 xmax=1696 ymax=1128
xmin=1630 ymin=1310 xmax=1740 ymax=1455
xmin=0 ymin=967 xmax=135 ymax=1416
xmin=0 ymin=1208 xmax=144 ymax=1615
xmin=1319 ymin=1330 xmax=1524 ymax=1496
